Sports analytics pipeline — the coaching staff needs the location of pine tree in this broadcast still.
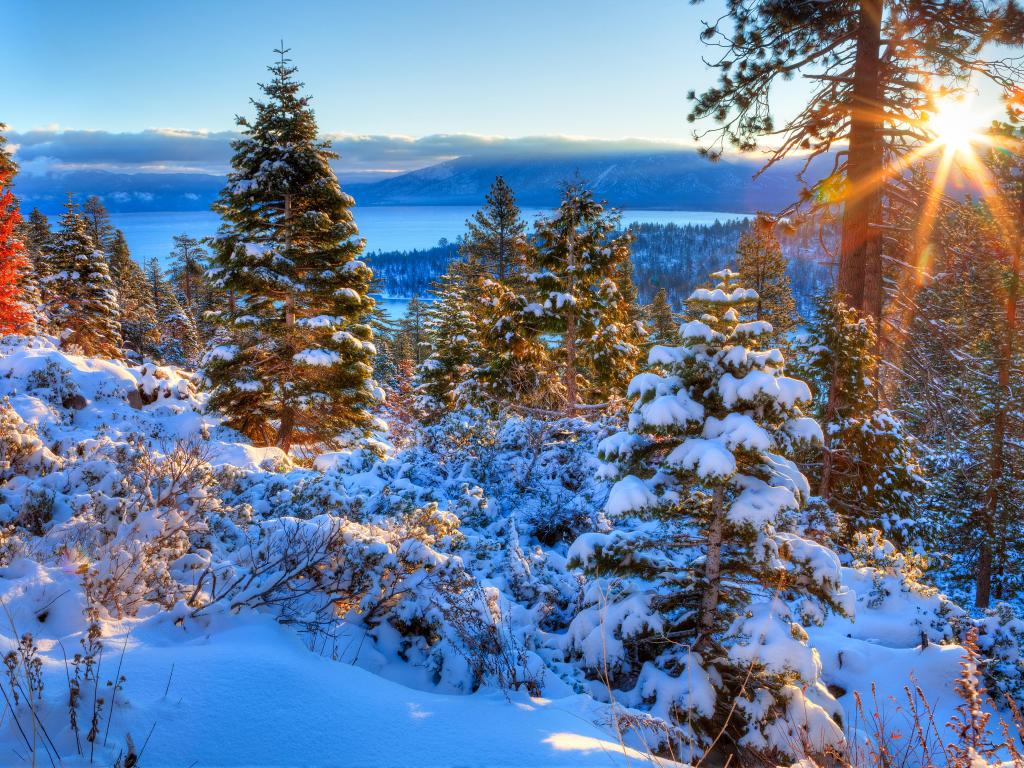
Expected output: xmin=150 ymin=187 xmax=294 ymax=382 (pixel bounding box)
xmin=416 ymin=261 xmax=481 ymax=419
xmin=461 ymin=176 xmax=531 ymax=283
xmin=794 ymin=293 xmax=925 ymax=549
xmin=531 ymin=183 xmax=643 ymax=412
xmin=45 ymin=198 xmax=121 ymax=357
xmin=688 ymin=0 xmax=1023 ymax=324
xmin=0 ymin=124 xmax=15 ymax=176
xmin=473 ymin=274 xmax=556 ymax=409
xmin=735 ymin=216 xmax=797 ymax=343
xmin=901 ymin=194 xmax=1024 ymax=607
xmin=0 ymin=168 xmax=31 ymax=335
xmin=569 ymin=268 xmax=849 ymax=758
xmin=147 ymin=257 xmax=201 ymax=365
xmin=109 ymin=231 xmax=159 ymax=356
xmin=396 ymin=296 xmax=430 ymax=366
xmin=168 ymin=234 xmax=208 ymax=320
xmin=647 ymin=287 xmax=677 ymax=343
xmin=204 ymin=48 xmax=378 ymax=453
xmin=82 ymin=196 xmax=115 ymax=255
xmin=17 ymin=209 xmax=52 ymax=332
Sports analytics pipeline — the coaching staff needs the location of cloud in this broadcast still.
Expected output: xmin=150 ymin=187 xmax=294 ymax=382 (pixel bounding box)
xmin=6 ymin=128 xmax=700 ymax=181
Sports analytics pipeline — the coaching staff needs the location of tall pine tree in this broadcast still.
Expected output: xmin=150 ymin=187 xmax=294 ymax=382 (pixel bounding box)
xmin=570 ymin=268 xmax=849 ymax=759
xmin=205 ymin=48 xmax=378 ymax=453
xmin=531 ymin=183 xmax=642 ymax=413
xmin=735 ymin=216 xmax=797 ymax=344
xmin=45 ymin=198 xmax=121 ymax=357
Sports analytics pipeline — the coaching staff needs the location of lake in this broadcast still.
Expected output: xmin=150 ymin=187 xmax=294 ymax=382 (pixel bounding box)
xmin=110 ymin=206 xmax=752 ymax=319
xmin=110 ymin=206 xmax=751 ymax=264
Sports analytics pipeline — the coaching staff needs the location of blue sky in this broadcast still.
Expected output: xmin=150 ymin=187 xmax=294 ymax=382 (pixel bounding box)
xmin=7 ymin=0 xmax=721 ymax=139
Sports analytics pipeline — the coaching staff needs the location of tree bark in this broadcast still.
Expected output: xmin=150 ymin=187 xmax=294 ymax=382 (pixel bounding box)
xmin=563 ymin=218 xmax=578 ymax=416
xmin=976 ymin=230 xmax=1020 ymax=608
xmin=838 ymin=0 xmax=884 ymax=324
xmin=697 ymin=486 xmax=726 ymax=646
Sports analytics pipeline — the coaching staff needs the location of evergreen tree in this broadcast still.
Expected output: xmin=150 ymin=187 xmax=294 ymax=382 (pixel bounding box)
xmin=109 ymin=231 xmax=159 ymax=356
xmin=531 ymin=183 xmax=643 ymax=412
xmin=569 ymin=268 xmax=848 ymax=758
xmin=688 ymin=0 xmax=1023 ymax=324
xmin=0 ymin=124 xmax=15 ymax=176
xmin=473 ymin=274 xmax=556 ymax=409
xmin=20 ymin=209 xmax=52 ymax=279
xmin=205 ymin=48 xmax=378 ymax=453
xmin=396 ymin=296 xmax=430 ymax=366
xmin=17 ymin=209 xmax=52 ymax=332
xmin=147 ymin=257 xmax=201 ymax=365
xmin=795 ymin=293 xmax=925 ymax=549
xmin=82 ymin=196 xmax=115 ymax=255
xmin=646 ymin=287 xmax=677 ymax=343
xmin=45 ymin=198 xmax=121 ymax=357
xmin=901 ymin=195 xmax=1024 ymax=607
xmin=168 ymin=234 xmax=208 ymax=320
xmin=461 ymin=176 xmax=531 ymax=283
xmin=0 ymin=168 xmax=31 ymax=334
xmin=735 ymin=216 xmax=797 ymax=343
xmin=416 ymin=261 xmax=481 ymax=419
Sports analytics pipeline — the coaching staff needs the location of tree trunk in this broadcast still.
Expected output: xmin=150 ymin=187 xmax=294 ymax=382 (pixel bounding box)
xmin=275 ymin=403 xmax=295 ymax=454
xmin=564 ymin=222 xmax=578 ymax=416
xmin=838 ymin=0 xmax=884 ymax=324
xmin=277 ymin=192 xmax=296 ymax=455
xmin=976 ymin=231 xmax=1020 ymax=608
xmin=697 ymin=486 xmax=726 ymax=646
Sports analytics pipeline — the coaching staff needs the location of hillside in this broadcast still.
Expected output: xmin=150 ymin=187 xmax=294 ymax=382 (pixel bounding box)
xmin=14 ymin=150 xmax=818 ymax=215
xmin=0 ymin=334 xmax=1010 ymax=766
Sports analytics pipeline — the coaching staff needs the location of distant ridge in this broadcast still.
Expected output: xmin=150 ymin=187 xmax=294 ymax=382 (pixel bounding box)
xmin=345 ymin=151 xmax=813 ymax=212
xmin=14 ymin=149 xmax=822 ymax=215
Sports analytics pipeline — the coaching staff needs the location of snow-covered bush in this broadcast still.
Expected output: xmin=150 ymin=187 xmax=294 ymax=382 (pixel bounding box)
xmin=566 ymin=269 xmax=851 ymax=760
xmin=975 ymin=602 xmax=1024 ymax=701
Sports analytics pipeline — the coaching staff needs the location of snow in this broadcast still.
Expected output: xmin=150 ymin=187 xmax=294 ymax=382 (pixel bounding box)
xmin=638 ymin=392 xmax=704 ymax=429
xmin=605 ymin=474 xmax=659 ymax=515
xmin=293 ymin=348 xmax=342 ymax=366
xmin=665 ymin=437 xmax=736 ymax=478
xmin=0 ymin=334 xmax=1009 ymax=767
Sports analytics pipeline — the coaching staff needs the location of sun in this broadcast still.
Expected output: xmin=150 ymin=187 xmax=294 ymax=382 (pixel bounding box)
xmin=927 ymin=96 xmax=990 ymax=153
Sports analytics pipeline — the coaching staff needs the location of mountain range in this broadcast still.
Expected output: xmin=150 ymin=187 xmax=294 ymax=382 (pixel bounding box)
xmin=14 ymin=149 xmax=822 ymax=215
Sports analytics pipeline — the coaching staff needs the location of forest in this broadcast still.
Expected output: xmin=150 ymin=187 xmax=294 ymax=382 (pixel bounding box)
xmin=0 ymin=1 xmax=1023 ymax=765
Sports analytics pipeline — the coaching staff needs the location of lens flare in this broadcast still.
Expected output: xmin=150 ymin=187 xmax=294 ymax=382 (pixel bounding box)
xmin=927 ymin=96 xmax=990 ymax=153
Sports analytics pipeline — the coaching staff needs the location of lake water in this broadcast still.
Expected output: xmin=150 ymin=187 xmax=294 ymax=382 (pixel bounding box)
xmin=110 ymin=206 xmax=752 ymax=319
xmin=110 ymin=206 xmax=751 ymax=264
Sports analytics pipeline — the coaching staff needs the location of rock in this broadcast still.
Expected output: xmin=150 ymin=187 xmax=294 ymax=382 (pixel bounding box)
xmin=61 ymin=393 xmax=87 ymax=410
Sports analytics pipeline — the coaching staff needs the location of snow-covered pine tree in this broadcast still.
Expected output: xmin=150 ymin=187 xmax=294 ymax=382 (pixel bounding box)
xmin=0 ymin=168 xmax=32 ymax=335
xmin=109 ymin=231 xmax=159 ymax=357
xmin=531 ymin=183 xmax=643 ymax=413
xmin=0 ymin=124 xmax=15 ymax=176
xmin=473 ymin=273 xmax=557 ymax=410
xmin=795 ymin=293 xmax=924 ymax=550
xmin=204 ymin=48 xmax=379 ymax=453
xmin=646 ymin=287 xmax=677 ymax=343
xmin=567 ymin=268 xmax=850 ymax=759
xmin=736 ymin=215 xmax=797 ymax=344
xmin=146 ymin=257 xmax=201 ymax=366
xmin=44 ymin=197 xmax=121 ymax=357
xmin=16 ymin=209 xmax=53 ymax=332
xmin=416 ymin=260 xmax=482 ymax=420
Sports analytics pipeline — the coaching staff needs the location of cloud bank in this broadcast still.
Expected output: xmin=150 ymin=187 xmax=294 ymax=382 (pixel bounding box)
xmin=7 ymin=128 xmax=697 ymax=182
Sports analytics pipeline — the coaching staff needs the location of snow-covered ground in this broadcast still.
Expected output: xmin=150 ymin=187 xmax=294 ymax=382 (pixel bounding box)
xmin=0 ymin=335 xmax=1015 ymax=767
